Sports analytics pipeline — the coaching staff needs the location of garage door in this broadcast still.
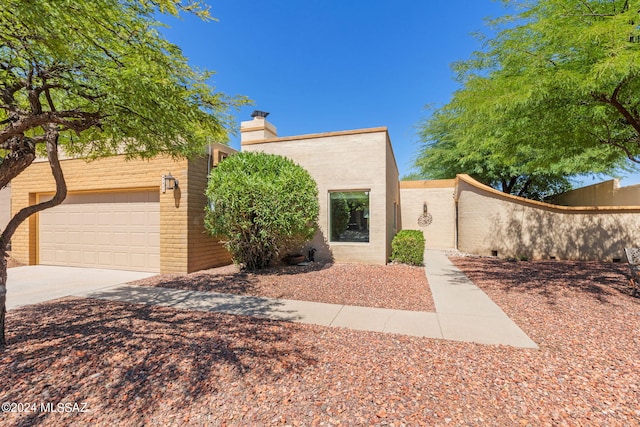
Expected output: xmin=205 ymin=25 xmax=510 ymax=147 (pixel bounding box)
xmin=39 ymin=191 xmax=160 ymax=272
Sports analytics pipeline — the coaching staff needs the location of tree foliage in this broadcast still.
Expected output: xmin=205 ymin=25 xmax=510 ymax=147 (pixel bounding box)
xmin=0 ymin=0 xmax=248 ymax=346
xmin=415 ymin=0 xmax=640 ymax=199
xmin=205 ymin=152 xmax=319 ymax=270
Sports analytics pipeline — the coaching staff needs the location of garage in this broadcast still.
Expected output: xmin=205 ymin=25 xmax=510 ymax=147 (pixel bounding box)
xmin=38 ymin=190 xmax=160 ymax=272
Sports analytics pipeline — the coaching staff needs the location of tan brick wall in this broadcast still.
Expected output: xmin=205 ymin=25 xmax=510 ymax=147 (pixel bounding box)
xmin=456 ymin=175 xmax=640 ymax=261
xmin=400 ymin=180 xmax=457 ymax=249
xmin=10 ymin=154 xmax=231 ymax=274
xmin=186 ymin=156 xmax=232 ymax=272
xmin=242 ymin=127 xmax=391 ymax=264
xmin=0 ymin=183 xmax=11 ymax=233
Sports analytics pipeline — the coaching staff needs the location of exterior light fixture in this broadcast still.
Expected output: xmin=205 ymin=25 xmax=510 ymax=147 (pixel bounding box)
xmin=162 ymin=173 xmax=178 ymax=193
xmin=251 ymin=110 xmax=270 ymax=118
xmin=423 ymin=202 xmax=428 ymax=215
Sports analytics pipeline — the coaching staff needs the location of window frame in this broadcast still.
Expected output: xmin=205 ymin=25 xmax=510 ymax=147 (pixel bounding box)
xmin=328 ymin=189 xmax=371 ymax=244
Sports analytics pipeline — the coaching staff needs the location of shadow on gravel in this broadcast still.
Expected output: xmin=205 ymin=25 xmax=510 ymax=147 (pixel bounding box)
xmin=1 ymin=298 xmax=318 ymax=426
xmin=130 ymin=262 xmax=331 ymax=294
xmin=451 ymin=257 xmax=634 ymax=305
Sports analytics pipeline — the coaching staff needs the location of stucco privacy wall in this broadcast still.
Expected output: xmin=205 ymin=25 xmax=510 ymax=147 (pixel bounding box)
xmin=400 ymin=180 xmax=456 ymax=249
xmin=241 ymin=123 xmax=395 ymax=264
xmin=11 ymin=153 xmax=231 ymax=274
xmin=456 ymin=175 xmax=640 ymax=260
xmin=551 ymin=179 xmax=640 ymax=207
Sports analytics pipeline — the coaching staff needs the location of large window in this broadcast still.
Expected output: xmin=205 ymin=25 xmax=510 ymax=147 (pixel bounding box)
xmin=329 ymin=191 xmax=370 ymax=242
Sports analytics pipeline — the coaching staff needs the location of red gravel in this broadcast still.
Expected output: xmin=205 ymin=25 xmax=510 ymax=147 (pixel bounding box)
xmin=128 ymin=262 xmax=435 ymax=312
xmin=1 ymin=258 xmax=639 ymax=425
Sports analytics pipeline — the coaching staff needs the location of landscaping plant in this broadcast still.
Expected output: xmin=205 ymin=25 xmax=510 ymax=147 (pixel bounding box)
xmin=390 ymin=230 xmax=425 ymax=266
xmin=205 ymin=151 xmax=319 ymax=270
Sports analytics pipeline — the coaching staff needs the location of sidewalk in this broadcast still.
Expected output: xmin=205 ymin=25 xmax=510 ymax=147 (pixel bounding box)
xmin=76 ymin=250 xmax=538 ymax=349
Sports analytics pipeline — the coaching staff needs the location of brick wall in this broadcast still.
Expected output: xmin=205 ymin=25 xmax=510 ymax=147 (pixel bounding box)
xmin=10 ymin=153 xmax=232 ymax=274
xmin=186 ymin=156 xmax=232 ymax=272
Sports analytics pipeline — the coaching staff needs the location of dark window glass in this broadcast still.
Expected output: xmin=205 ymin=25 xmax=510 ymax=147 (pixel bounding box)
xmin=329 ymin=191 xmax=370 ymax=242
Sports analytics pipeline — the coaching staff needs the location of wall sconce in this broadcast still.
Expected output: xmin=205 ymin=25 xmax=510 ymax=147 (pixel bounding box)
xmin=162 ymin=173 xmax=179 ymax=193
xmin=423 ymin=202 xmax=428 ymax=215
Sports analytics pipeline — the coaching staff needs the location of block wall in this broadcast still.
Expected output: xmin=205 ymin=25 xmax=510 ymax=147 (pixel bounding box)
xmin=456 ymin=175 xmax=640 ymax=260
xmin=399 ymin=180 xmax=457 ymax=249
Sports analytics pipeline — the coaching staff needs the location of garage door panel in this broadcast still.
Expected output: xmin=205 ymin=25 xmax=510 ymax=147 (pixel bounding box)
xmin=82 ymin=251 xmax=97 ymax=264
xmin=98 ymin=231 xmax=112 ymax=245
xmin=68 ymin=250 xmax=82 ymax=263
xmin=39 ymin=191 xmax=160 ymax=272
xmin=68 ymin=231 xmax=82 ymax=244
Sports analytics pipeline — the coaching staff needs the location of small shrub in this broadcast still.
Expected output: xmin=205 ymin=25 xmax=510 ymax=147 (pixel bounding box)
xmin=391 ymin=230 xmax=425 ymax=266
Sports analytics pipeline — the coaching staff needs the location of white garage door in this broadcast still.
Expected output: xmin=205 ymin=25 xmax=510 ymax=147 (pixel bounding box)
xmin=39 ymin=191 xmax=160 ymax=272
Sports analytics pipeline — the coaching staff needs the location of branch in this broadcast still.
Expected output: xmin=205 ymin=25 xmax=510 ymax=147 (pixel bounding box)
xmin=0 ymin=127 xmax=67 ymax=250
xmin=593 ymin=76 xmax=640 ymax=137
xmin=0 ymin=136 xmax=36 ymax=189
xmin=0 ymin=110 xmax=102 ymax=145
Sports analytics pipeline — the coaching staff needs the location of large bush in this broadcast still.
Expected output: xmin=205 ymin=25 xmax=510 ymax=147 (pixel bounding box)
xmin=205 ymin=151 xmax=319 ymax=269
xmin=390 ymin=230 xmax=425 ymax=266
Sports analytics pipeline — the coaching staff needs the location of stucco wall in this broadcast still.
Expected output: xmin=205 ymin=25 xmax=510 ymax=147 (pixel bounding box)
xmin=551 ymin=179 xmax=640 ymax=207
xmin=456 ymin=175 xmax=640 ymax=261
xmin=399 ymin=180 xmax=456 ymax=249
xmin=242 ymin=127 xmax=393 ymax=264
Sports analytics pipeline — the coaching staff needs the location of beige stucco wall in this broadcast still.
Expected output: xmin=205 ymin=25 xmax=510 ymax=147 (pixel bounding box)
xmin=11 ymin=150 xmax=233 ymax=274
xmin=399 ymin=180 xmax=457 ymax=249
xmin=242 ymin=126 xmax=394 ymax=264
xmin=551 ymin=179 xmax=640 ymax=207
xmin=456 ymin=175 xmax=640 ymax=261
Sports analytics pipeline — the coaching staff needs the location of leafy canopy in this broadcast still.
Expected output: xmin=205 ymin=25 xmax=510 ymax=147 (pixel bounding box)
xmin=0 ymin=0 xmax=248 ymax=168
xmin=414 ymin=0 xmax=640 ymax=198
xmin=205 ymin=152 xmax=319 ymax=270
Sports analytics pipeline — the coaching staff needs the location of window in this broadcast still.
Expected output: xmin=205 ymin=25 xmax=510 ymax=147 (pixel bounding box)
xmin=329 ymin=191 xmax=370 ymax=242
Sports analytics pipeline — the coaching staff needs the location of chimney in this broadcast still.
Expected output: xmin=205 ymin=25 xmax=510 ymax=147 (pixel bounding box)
xmin=240 ymin=110 xmax=277 ymax=143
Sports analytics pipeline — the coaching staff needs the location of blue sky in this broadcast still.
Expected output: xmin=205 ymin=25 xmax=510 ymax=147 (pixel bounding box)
xmin=159 ymin=0 xmax=640 ymax=187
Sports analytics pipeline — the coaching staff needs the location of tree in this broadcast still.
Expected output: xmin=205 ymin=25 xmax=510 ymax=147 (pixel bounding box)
xmin=0 ymin=0 xmax=248 ymax=346
xmin=205 ymin=151 xmax=319 ymax=270
xmin=415 ymin=0 xmax=640 ymax=197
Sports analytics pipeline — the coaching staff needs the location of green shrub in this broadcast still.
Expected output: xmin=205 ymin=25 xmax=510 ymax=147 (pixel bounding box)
xmin=390 ymin=230 xmax=425 ymax=266
xmin=205 ymin=151 xmax=319 ymax=270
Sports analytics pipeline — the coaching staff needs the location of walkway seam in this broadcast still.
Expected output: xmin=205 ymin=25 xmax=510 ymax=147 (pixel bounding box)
xmin=328 ymin=305 xmax=346 ymax=327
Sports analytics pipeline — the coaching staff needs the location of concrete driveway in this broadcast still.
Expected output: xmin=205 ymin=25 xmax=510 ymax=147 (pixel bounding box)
xmin=6 ymin=265 xmax=157 ymax=310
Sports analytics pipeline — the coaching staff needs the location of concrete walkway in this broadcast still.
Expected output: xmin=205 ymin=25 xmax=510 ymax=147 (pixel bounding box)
xmin=74 ymin=250 xmax=538 ymax=349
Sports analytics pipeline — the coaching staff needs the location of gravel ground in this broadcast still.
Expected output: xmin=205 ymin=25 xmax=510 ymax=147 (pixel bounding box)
xmin=1 ymin=258 xmax=639 ymax=426
xmin=128 ymin=262 xmax=435 ymax=312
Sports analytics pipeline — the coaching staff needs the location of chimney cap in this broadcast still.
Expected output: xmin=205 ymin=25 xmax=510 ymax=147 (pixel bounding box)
xmin=251 ymin=110 xmax=269 ymax=119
